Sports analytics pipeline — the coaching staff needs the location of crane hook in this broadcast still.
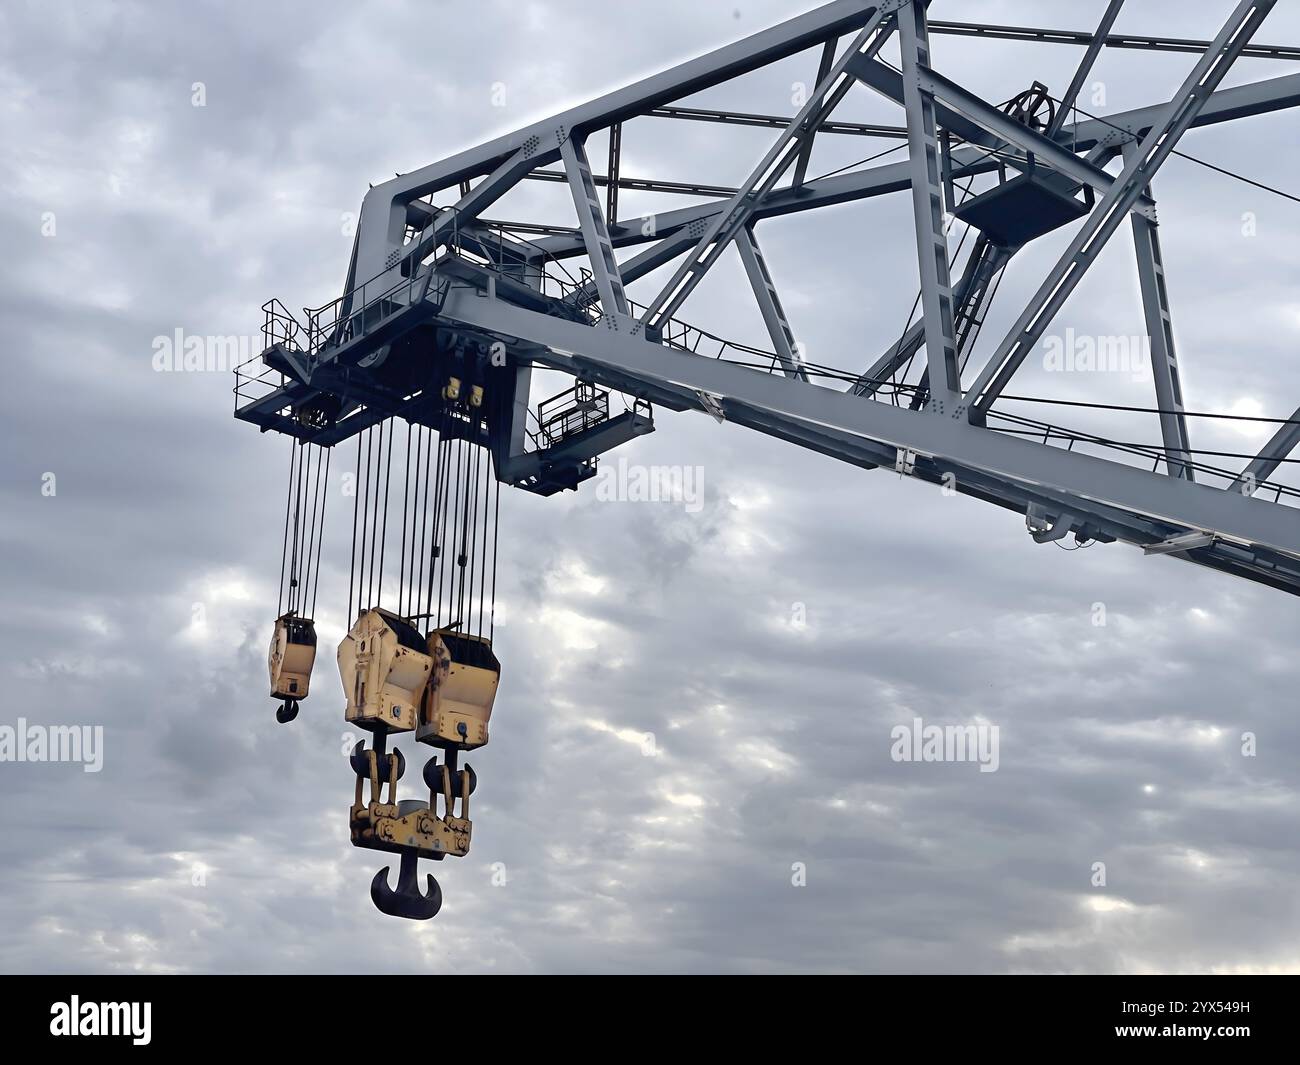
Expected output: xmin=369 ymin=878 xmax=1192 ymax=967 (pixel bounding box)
xmin=370 ymin=850 xmax=443 ymax=920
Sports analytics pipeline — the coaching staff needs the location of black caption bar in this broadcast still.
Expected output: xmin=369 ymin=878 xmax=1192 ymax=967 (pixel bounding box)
xmin=0 ymin=975 xmax=1292 ymax=1052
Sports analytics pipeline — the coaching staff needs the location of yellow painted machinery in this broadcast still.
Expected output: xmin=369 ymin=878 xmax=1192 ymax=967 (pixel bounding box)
xmin=337 ymin=608 xmax=433 ymax=732
xmin=418 ymin=629 xmax=499 ymax=750
xmin=260 ymin=351 xmax=506 ymax=919
xmin=332 ymin=360 xmax=504 ymax=919
xmin=268 ymin=612 xmax=316 ymax=723
xmin=343 ymin=622 xmax=501 ymax=919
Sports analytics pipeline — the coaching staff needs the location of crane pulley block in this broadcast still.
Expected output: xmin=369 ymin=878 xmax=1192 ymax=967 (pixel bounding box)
xmin=268 ymin=612 xmax=316 ymax=723
xmin=349 ymin=740 xmax=477 ymax=863
xmin=269 ymin=613 xmax=316 ymax=700
xmin=418 ymin=630 xmax=499 ymax=750
xmin=354 ymin=798 xmax=472 ymax=860
xmin=267 ymin=438 xmax=331 ymax=725
xmin=337 ymin=608 xmax=434 ymax=732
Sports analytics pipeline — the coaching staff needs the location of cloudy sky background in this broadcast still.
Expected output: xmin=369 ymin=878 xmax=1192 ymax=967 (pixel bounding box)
xmin=3 ymin=0 xmax=1300 ymax=973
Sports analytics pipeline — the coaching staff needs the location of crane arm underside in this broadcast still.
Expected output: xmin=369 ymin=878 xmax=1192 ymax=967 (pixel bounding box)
xmin=432 ymin=284 xmax=1300 ymax=596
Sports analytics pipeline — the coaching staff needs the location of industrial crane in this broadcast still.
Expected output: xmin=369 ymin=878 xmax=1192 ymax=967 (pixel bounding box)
xmin=237 ymin=0 xmax=1300 ymax=919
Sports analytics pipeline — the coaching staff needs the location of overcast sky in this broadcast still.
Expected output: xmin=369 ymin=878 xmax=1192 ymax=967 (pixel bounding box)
xmin=3 ymin=0 xmax=1300 ymax=974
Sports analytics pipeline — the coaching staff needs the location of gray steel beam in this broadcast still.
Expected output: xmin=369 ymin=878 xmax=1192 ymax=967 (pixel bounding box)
xmin=504 ymin=364 xmax=533 ymax=467
xmin=1124 ymin=140 xmax=1194 ymax=482
xmin=560 ymin=134 xmax=630 ymax=318
xmin=1046 ymin=0 xmax=1126 ymax=137
xmin=846 ymin=54 xmax=992 ymax=147
xmin=406 ymin=201 xmax=538 ymax=267
xmin=395 ymin=145 xmax=541 ymax=283
xmin=853 ymin=236 xmax=1013 ymax=398
xmin=850 ymin=53 xmax=1152 ymax=215
xmin=793 ymin=38 xmax=840 ymax=189
xmin=352 ymin=0 xmax=881 ymax=282
xmin=481 ymin=219 xmax=579 ymax=239
xmin=1230 ymin=405 xmax=1300 ymax=494
xmin=434 ymin=284 xmax=1300 ymax=561
xmin=539 ymin=153 xmax=930 ymax=259
xmin=650 ymin=104 xmax=906 ymax=139
xmin=735 ymin=226 xmax=807 ymax=380
xmin=570 ymin=224 xmax=707 ymax=310
xmin=909 ymin=239 xmax=1013 ymax=411
xmin=909 ymin=241 xmax=1008 ymax=413
xmin=618 ymin=225 xmax=706 ymax=283
xmin=526 ymin=167 xmax=737 ymax=199
xmin=1070 ymin=70 xmax=1300 ymax=144
xmin=910 ymin=64 xmax=1153 ymax=215
xmin=606 ymin=122 xmax=622 ymax=224
xmin=529 ymin=72 xmax=1300 ymax=262
xmin=963 ymin=0 xmax=1278 ymax=418
xmin=638 ymin=6 xmax=897 ymax=331
xmin=929 ymin=19 xmax=1300 ymax=61
xmin=897 ymin=1 xmax=960 ymax=407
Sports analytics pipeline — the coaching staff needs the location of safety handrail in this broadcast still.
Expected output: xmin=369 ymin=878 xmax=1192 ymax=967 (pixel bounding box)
xmin=266 ymin=203 xmax=788 ymax=381
xmin=531 ymin=381 xmax=610 ymax=449
xmin=296 ymin=207 xmax=462 ymax=357
xmin=985 ymin=407 xmax=1300 ymax=505
xmin=262 ymin=298 xmax=306 ymax=352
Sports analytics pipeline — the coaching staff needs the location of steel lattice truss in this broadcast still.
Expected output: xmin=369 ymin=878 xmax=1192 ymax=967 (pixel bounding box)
xmin=237 ymin=0 xmax=1300 ymax=596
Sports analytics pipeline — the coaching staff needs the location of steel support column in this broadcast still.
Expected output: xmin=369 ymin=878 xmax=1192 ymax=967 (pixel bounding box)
xmin=1124 ymin=139 xmax=1194 ymax=481
xmin=561 ymin=134 xmax=630 ymax=318
xmin=898 ymin=0 xmax=960 ymax=408
xmin=736 ymin=225 xmax=807 ymax=380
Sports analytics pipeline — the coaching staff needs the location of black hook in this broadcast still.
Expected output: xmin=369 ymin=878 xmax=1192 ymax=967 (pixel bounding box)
xmin=349 ymin=738 xmax=405 ymax=781
xmin=423 ymin=755 xmax=477 ymax=796
xmin=275 ymin=698 xmax=299 ymax=724
xmin=370 ymin=851 xmax=442 ymax=920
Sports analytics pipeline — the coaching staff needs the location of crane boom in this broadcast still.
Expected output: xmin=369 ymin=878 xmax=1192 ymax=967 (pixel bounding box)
xmin=237 ymin=0 xmax=1300 ymax=595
